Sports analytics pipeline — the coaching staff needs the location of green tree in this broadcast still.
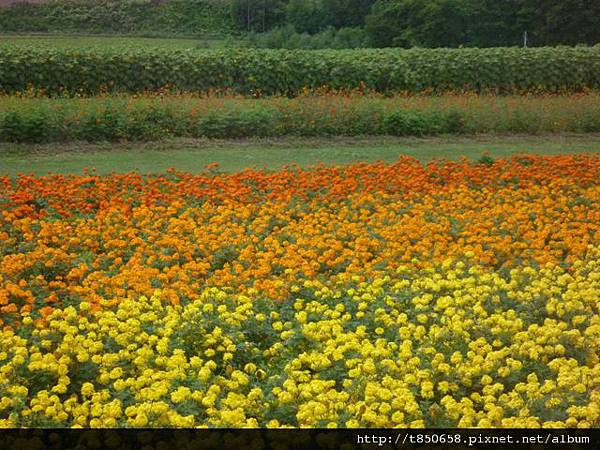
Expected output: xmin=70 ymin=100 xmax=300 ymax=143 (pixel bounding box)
xmin=230 ymin=0 xmax=287 ymax=32
xmin=467 ymin=0 xmax=523 ymax=47
xmin=364 ymin=0 xmax=410 ymax=47
xmin=321 ymin=0 xmax=376 ymax=28
xmin=413 ymin=0 xmax=471 ymax=47
xmin=365 ymin=0 xmax=470 ymax=48
xmin=518 ymin=0 xmax=600 ymax=46
xmin=285 ymin=0 xmax=375 ymax=33
xmin=284 ymin=0 xmax=324 ymax=33
xmin=365 ymin=0 xmax=600 ymax=48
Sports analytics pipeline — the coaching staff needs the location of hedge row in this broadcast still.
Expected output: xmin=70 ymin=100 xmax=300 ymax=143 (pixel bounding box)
xmin=1 ymin=46 xmax=599 ymax=96
xmin=2 ymin=94 xmax=600 ymax=143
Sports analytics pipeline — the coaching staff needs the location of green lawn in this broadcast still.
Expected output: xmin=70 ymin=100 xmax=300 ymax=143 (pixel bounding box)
xmin=2 ymin=134 xmax=600 ymax=176
xmin=0 ymin=34 xmax=223 ymax=49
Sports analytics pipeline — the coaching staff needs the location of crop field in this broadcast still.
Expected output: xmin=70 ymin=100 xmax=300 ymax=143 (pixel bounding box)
xmin=0 ymin=35 xmax=204 ymax=49
xmin=1 ymin=30 xmax=600 ymax=432
xmin=1 ymin=156 xmax=599 ymax=428
xmin=1 ymin=46 xmax=599 ymax=96
xmin=0 ymin=0 xmax=235 ymax=37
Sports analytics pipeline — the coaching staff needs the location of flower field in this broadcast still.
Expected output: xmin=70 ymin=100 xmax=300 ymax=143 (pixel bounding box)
xmin=0 ymin=155 xmax=599 ymax=428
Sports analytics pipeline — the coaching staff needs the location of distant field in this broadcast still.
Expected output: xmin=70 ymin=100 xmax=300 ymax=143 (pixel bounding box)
xmin=0 ymin=34 xmax=218 ymax=48
xmin=0 ymin=0 xmax=48 ymax=4
xmin=0 ymin=0 xmax=235 ymax=36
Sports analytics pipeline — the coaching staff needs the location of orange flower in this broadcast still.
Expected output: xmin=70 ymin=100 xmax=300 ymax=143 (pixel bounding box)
xmin=0 ymin=154 xmax=598 ymax=322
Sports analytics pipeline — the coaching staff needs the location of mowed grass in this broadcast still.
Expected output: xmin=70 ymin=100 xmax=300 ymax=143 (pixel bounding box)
xmin=0 ymin=34 xmax=218 ymax=49
xmin=2 ymin=134 xmax=600 ymax=175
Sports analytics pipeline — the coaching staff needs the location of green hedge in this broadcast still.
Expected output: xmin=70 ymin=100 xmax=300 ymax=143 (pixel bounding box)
xmin=1 ymin=46 xmax=599 ymax=96
xmin=0 ymin=107 xmax=470 ymax=142
xmin=0 ymin=0 xmax=234 ymax=37
xmin=2 ymin=94 xmax=600 ymax=143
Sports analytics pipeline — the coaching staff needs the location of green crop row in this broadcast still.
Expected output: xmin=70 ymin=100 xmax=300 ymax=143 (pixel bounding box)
xmin=0 ymin=46 xmax=599 ymax=96
xmin=2 ymin=93 xmax=600 ymax=143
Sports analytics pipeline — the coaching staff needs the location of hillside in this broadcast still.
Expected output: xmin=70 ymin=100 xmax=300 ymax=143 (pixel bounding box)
xmin=0 ymin=0 xmax=235 ymax=37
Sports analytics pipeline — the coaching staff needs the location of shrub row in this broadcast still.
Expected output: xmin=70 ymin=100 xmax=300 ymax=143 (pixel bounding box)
xmin=2 ymin=94 xmax=600 ymax=143
xmin=1 ymin=46 xmax=599 ymax=96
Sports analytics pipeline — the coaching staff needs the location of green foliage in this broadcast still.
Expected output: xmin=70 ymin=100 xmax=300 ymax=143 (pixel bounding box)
xmin=518 ymin=0 xmax=600 ymax=47
xmin=2 ymin=93 xmax=600 ymax=143
xmin=365 ymin=0 xmax=600 ymax=48
xmin=285 ymin=0 xmax=375 ymax=33
xmin=366 ymin=0 xmax=500 ymax=48
xmin=0 ymin=46 xmax=599 ymax=96
xmin=1 ymin=0 xmax=599 ymax=48
xmin=284 ymin=0 xmax=324 ymax=34
xmin=0 ymin=0 xmax=235 ymax=37
xmin=245 ymin=25 xmax=368 ymax=49
xmin=0 ymin=110 xmax=56 ymax=143
xmin=320 ymin=0 xmax=376 ymax=29
xmin=230 ymin=0 xmax=287 ymax=32
xmin=363 ymin=0 xmax=405 ymax=48
xmin=477 ymin=153 xmax=495 ymax=166
xmin=383 ymin=110 xmax=447 ymax=136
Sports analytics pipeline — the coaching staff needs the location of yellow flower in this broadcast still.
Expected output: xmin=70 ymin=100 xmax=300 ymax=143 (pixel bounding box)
xmin=81 ymin=382 xmax=95 ymax=397
xmin=481 ymin=375 xmax=493 ymax=386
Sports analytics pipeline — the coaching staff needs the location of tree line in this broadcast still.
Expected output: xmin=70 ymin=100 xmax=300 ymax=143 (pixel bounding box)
xmin=231 ymin=0 xmax=600 ymax=47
